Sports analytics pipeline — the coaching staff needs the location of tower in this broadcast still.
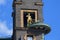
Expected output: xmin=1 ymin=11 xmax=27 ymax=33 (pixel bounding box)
xmin=12 ymin=0 xmax=51 ymax=40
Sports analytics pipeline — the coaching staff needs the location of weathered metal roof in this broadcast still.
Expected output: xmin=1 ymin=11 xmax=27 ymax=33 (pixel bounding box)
xmin=28 ymin=21 xmax=51 ymax=35
xmin=29 ymin=21 xmax=50 ymax=27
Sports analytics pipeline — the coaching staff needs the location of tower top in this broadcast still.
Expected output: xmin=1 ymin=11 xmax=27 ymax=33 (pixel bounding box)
xmin=12 ymin=0 xmax=51 ymax=40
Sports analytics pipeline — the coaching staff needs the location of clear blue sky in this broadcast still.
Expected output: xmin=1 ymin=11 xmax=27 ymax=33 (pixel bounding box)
xmin=0 ymin=0 xmax=60 ymax=40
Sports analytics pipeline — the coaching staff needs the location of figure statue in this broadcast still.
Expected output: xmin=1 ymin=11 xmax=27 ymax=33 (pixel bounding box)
xmin=26 ymin=13 xmax=32 ymax=27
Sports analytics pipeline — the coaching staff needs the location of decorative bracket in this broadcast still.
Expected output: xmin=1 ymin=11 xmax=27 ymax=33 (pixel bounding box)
xmin=35 ymin=2 xmax=43 ymax=6
xmin=15 ymin=1 xmax=23 ymax=5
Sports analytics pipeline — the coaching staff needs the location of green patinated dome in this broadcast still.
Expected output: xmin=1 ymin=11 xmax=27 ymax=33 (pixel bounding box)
xmin=29 ymin=21 xmax=51 ymax=35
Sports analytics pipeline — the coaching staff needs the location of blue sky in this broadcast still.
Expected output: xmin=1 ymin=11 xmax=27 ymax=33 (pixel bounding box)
xmin=0 ymin=0 xmax=60 ymax=40
xmin=0 ymin=0 xmax=13 ymax=38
